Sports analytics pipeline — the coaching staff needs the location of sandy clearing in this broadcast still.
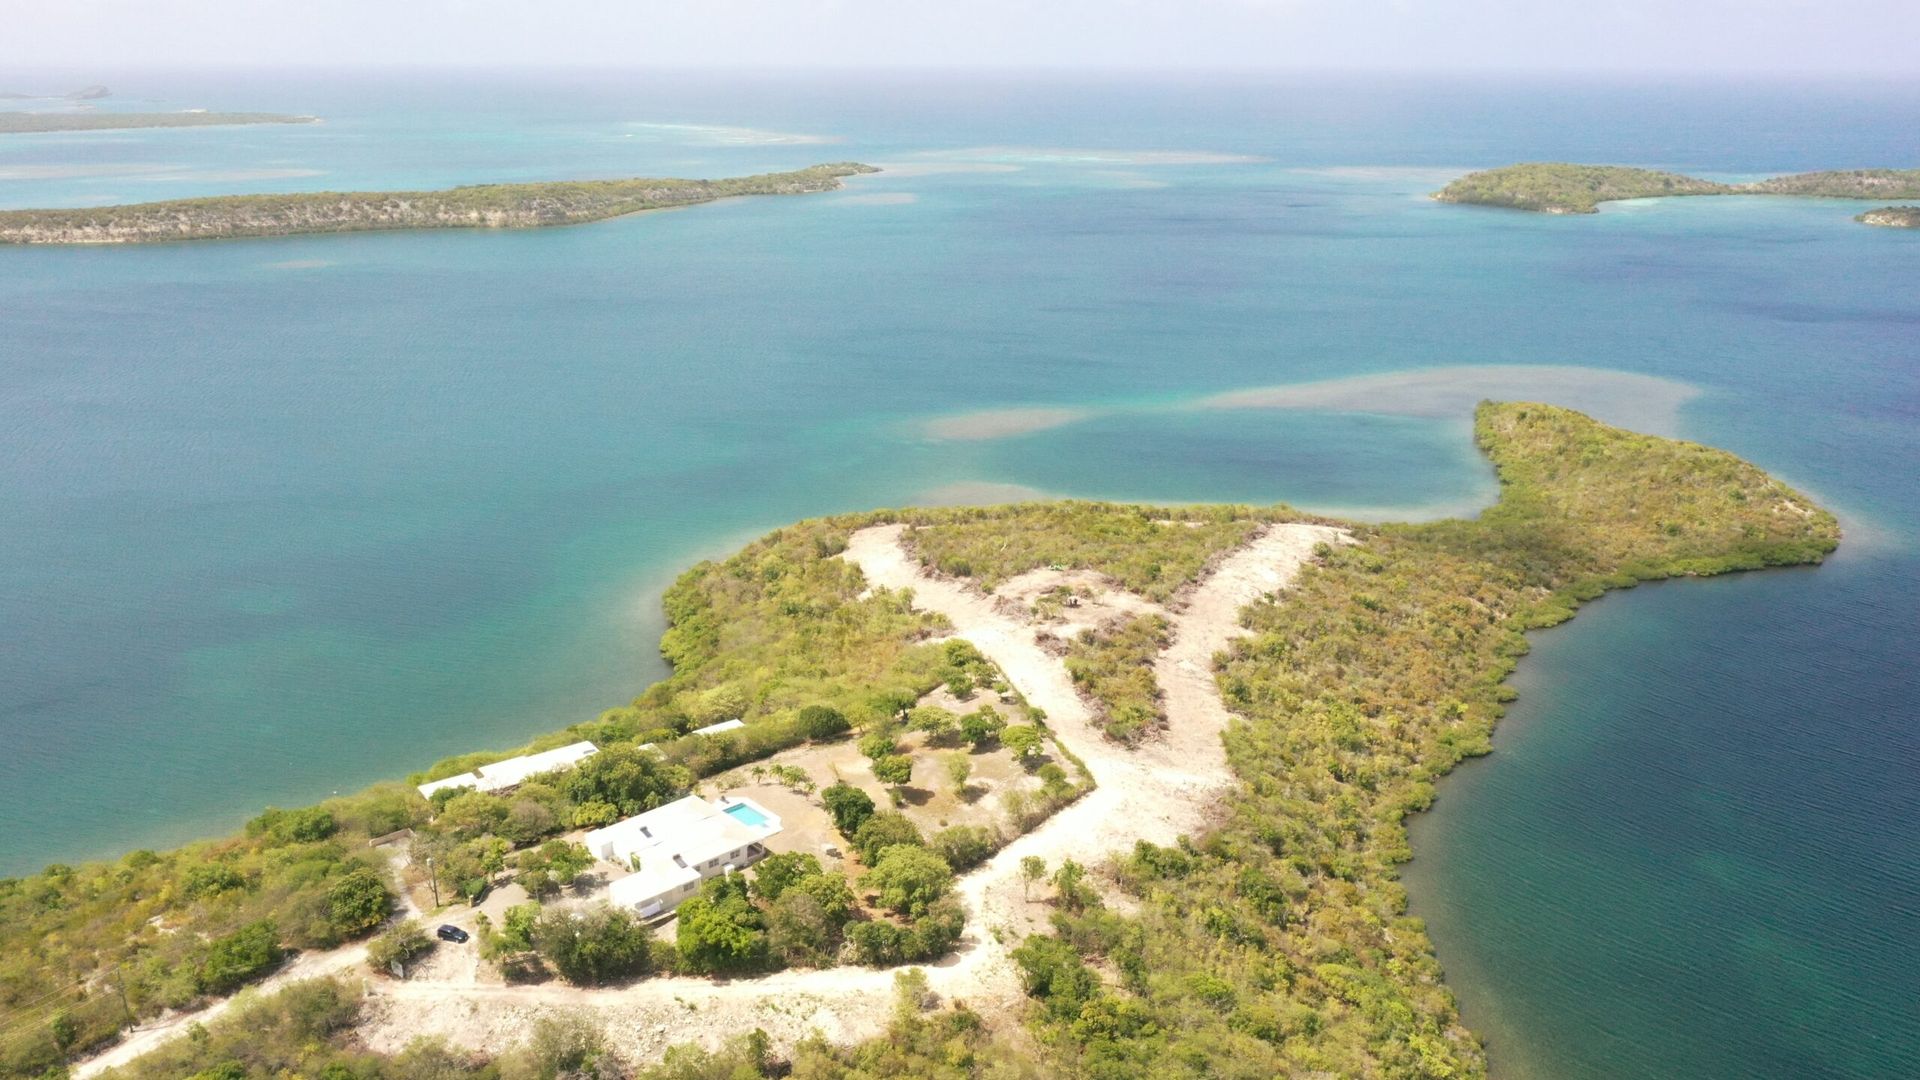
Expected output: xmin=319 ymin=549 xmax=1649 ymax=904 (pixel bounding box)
xmin=84 ymin=520 xmax=1344 ymax=1073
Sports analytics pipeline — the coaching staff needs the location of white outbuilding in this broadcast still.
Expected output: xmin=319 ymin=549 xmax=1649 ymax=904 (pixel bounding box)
xmin=416 ymin=740 xmax=599 ymax=800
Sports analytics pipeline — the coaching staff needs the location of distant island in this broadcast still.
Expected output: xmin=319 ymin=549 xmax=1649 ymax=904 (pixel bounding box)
xmin=0 ymin=163 xmax=879 ymax=244
xmin=0 ymin=111 xmax=318 ymax=135
xmin=1434 ymin=162 xmax=1920 ymax=216
xmin=1857 ymin=206 xmax=1920 ymax=229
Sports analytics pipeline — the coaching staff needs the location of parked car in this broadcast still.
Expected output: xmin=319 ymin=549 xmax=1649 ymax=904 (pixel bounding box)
xmin=436 ymin=924 xmax=470 ymax=943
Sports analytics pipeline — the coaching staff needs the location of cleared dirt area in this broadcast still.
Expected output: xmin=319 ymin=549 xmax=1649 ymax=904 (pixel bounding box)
xmin=83 ymin=520 xmax=1345 ymax=1075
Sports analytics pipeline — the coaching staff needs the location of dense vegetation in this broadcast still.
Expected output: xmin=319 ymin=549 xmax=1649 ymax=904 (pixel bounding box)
xmin=1434 ymin=162 xmax=1920 ymax=215
xmin=10 ymin=404 xmax=1840 ymax=1079
xmin=1432 ymin=163 xmax=1729 ymax=212
xmin=1739 ymin=168 xmax=1920 ymax=199
xmin=982 ymin=403 xmax=1837 ymax=1077
xmin=906 ymin=503 xmax=1264 ymax=602
xmin=0 ymin=791 xmax=416 ymax=1075
xmin=0 ymin=112 xmax=315 ymax=134
xmin=0 ymin=163 xmax=877 ymax=244
xmin=1857 ymin=205 xmax=1920 ymax=228
xmin=1061 ymin=615 xmax=1170 ymax=743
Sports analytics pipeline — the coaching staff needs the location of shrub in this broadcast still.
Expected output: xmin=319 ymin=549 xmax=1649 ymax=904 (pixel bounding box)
xmin=365 ymin=920 xmax=434 ymax=976
xmin=246 ymin=806 xmax=338 ymax=846
xmin=929 ymin=825 xmax=998 ymax=872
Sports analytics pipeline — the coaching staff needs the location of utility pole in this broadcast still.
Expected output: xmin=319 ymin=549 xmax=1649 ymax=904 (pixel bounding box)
xmin=425 ymin=856 xmax=440 ymax=908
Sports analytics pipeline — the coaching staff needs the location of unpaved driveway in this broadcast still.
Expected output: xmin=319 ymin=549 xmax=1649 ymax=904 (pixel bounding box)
xmin=87 ymin=521 xmax=1344 ymax=1073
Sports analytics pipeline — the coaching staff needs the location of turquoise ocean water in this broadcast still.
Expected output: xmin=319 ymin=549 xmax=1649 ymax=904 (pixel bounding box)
xmin=2 ymin=72 xmax=1915 ymax=1077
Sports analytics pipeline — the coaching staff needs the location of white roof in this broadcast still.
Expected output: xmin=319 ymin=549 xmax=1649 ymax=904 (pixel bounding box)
xmin=417 ymin=740 xmax=598 ymax=799
xmin=689 ymin=719 xmax=746 ymax=737
xmin=584 ymin=795 xmax=781 ymax=905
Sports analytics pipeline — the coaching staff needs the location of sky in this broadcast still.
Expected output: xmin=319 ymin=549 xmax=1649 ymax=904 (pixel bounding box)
xmin=3 ymin=0 xmax=1918 ymax=76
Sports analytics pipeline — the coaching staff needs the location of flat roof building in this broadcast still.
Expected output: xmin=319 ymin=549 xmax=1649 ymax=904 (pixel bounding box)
xmin=588 ymin=794 xmax=782 ymax=919
xmin=417 ymin=740 xmax=598 ymax=800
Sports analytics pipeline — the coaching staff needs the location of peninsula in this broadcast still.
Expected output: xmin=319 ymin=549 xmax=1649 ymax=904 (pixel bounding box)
xmin=0 ymin=163 xmax=878 ymax=244
xmin=4 ymin=405 xmax=1839 ymax=1080
xmin=1858 ymin=206 xmax=1920 ymax=228
xmin=1434 ymin=162 xmax=1920 ymax=216
xmin=0 ymin=111 xmax=318 ymax=135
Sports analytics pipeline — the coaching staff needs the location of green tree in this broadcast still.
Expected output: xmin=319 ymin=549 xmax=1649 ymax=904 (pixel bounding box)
xmin=797 ymin=704 xmax=850 ymax=741
xmin=871 ymin=754 xmax=913 ymax=788
xmin=749 ymin=851 xmax=823 ymax=901
xmin=531 ymin=904 xmax=653 ymax=986
xmin=958 ymin=707 xmax=1005 ymax=748
xmin=325 ymin=868 xmax=391 ymax=937
xmin=1020 ymin=855 xmax=1046 ymax=901
xmin=1001 ymin=725 xmax=1044 ymax=764
xmin=676 ymin=875 xmax=768 ymax=974
xmin=561 ymin=744 xmax=692 ymax=817
xmin=858 ymin=731 xmax=897 ymax=760
xmin=867 ymin=846 xmax=954 ymax=917
xmin=198 ymin=921 xmax=281 ymax=994
xmin=943 ymin=751 xmax=971 ymax=796
xmin=851 ymin=811 xmax=923 ymax=865
xmin=821 ymin=782 xmax=875 ymax=837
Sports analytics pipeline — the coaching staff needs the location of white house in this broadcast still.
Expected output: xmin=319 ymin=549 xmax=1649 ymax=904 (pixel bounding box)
xmin=689 ymin=718 xmax=746 ymax=737
xmin=417 ymin=740 xmax=599 ymax=800
xmin=587 ymin=794 xmax=782 ymax=919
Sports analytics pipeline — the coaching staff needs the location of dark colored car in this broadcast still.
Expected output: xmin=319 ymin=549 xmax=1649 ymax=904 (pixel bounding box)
xmin=436 ymin=924 xmax=469 ymax=943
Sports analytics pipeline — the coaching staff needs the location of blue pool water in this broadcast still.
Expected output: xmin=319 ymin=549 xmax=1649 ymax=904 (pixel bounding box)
xmin=722 ymin=802 xmax=772 ymax=829
xmin=2 ymin=70 xmax=1916 ymax=1078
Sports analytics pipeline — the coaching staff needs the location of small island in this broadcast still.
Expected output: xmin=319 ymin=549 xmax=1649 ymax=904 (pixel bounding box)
xmin=1857 ymin=206 xmax=1920 ymax=229
xmin=0 ymin=111 xmax=319 ymax=134
xmin=0 ymin=163 xmax=879 ymax=244
xmin=1434 ymin=162 xmax=1920 ymax=217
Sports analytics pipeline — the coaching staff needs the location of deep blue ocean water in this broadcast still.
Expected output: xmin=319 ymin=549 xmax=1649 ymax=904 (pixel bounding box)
xmin=2 ymin=72 xmax=1915 ymax=1078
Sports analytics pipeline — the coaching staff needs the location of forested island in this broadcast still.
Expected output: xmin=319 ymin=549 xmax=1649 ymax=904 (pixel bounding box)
xmin=0 ymin=111 xmax=317 ymax=134
xmin=1434 ymin=162 xmax=1920 ymax=215
xmin=0 ymin=163 xmax=878 ymax=244
xmin=0 ymin=404 xmax=1840 ymax=1080
xmin=1858 ymin=206 xmax=1920 ymax=228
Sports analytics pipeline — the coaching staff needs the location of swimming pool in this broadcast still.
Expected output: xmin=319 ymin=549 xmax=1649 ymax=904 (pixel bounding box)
xmin=723 ymin=802 xmax=771 ymax=828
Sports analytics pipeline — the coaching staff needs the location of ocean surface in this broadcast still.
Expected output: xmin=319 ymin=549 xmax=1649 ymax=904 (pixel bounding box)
xmin=2 ymin=71 xmax=1915 ymax=1078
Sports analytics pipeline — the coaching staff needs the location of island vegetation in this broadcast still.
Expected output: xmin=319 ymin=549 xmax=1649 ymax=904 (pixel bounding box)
xmin=0 ymin=112 xmax=317 ymax=135
xmin=0 ymin=163 xmax=878 ymax=244
xmin=1857 ymin=206 xmax=1920 ymax=228
xmin=1 ymin=404 xmax=1839 ymax=1080
xmin=1434 ymin=161 xmax=1920 ymax=216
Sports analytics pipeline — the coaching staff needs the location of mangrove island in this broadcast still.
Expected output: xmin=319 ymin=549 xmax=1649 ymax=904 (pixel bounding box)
xmin=0 ymin=111 xmax=319 ymax=135
xmin=0 ymin=163 xmax=880 ymax=244
xmin=1858 ymin=206 xmax=1920 ymax=228
xmin=1434 ymin=162 xmax=1920 ymax=216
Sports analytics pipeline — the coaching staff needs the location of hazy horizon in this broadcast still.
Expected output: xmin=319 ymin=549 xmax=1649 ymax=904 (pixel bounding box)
xmin=5 ymin=0 xmax=1919 ymax=78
